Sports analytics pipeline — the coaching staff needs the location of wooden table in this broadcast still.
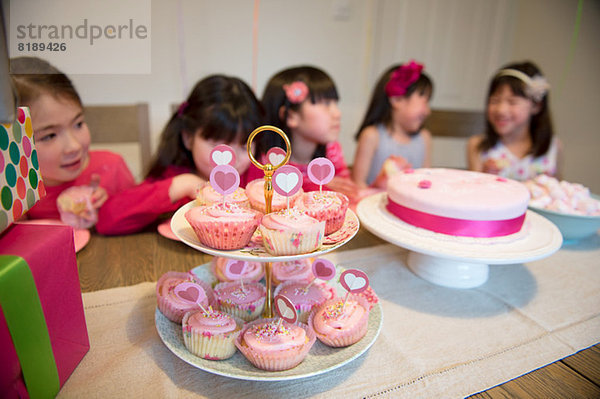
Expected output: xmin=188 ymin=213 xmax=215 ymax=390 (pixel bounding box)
xmin=76 ymin=224 xmax=600 ymax=398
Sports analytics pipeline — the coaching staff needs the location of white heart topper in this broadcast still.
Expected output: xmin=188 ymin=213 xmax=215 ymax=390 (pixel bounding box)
xmin=212 ymin=150 xmax=233 ymax=166
xmin=275 ymin=173 xmax=299 ymax=194
xmin=268 ymin=152 xmax=285 ymax=166
xmin=342 ymin=273 xmax=367 ymax=291
xmin=276 ymin=298 xmax=295 ymax=319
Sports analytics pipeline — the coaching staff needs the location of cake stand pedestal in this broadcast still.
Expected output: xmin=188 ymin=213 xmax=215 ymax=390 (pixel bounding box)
xmin=356 ymin=193 xmax=563 ymax=289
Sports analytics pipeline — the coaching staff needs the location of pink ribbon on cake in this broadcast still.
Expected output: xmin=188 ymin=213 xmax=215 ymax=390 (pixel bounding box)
xmin=386 ymin=199 xmax=526 ymax=237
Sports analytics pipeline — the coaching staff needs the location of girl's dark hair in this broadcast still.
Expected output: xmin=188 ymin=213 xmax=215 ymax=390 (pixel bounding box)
xmin=10 ymin=56 xmax=82 ymax=107
xmin=261 ymin=65 xmax=339 ymax=159
xmin=479 ymin=61 xmax=554 ymax=157
xmin=146 ymin=75 xmax=264 ymax=178
xmin=355 ymin=63 xmax=433 ymax=140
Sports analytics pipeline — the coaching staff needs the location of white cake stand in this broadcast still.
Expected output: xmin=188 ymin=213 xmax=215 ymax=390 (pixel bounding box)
xmin=356 ymin=193 xmax=563 ymax=289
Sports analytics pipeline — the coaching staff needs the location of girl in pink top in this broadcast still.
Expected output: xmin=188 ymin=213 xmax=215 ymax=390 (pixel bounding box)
xmin=10 ymin=57 xmax=136 ymax=230
xmin=99 ymin=75 xmax=265 ymax=234
xmin=254 ymin=66 xmax=357 ymax=198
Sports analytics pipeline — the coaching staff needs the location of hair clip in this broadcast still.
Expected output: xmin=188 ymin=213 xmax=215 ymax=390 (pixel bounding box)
xmin=177 ymin=101 xmax=189 ymax=117
xmin=496 ymin=69 xmax=550 ymax=102
xmin=385 ymin=60 xmax=424 ymax=97
xmin=283 ymin=81 xmax=309 ymax=104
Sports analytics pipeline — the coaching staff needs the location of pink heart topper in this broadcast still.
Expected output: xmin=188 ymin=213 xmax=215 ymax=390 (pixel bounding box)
xmin=340 ymin=269 xmax=369 ymax=294
xmin=224 ymin=259 xmax=248 ymax=279
xmin=272 ymin=165 xmax=302 ymax=197
xmin=312 ymin=258 xmax=336 ymax=281
xmin=209 ymin=164 xmax=240 ymax=196
xmin=274 ymin=294 xmax=297 ymax=324
xmin=307 ymin=157 xmax=335 ymax=186
xmin=266 ymin=147 xmax=287 ymax=168
xmin=174 ymin=282 xmax=207 ymax=305
xmin=210 ymin=144 xmax=236 ymax=167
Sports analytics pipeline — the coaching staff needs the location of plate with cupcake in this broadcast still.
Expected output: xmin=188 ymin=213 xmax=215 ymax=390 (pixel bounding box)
xmin=154 ymin=262 xmax=383 ymax=381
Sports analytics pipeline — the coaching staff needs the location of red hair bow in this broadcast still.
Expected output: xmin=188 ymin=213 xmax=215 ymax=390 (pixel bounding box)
xmin=385 ymin=60 xmax=424 ymax=97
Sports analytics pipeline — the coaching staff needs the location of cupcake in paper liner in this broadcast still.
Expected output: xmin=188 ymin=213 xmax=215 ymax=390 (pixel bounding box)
xmin=246 ymin=178 xmax=303 ymax=213
xmin=214 ymin=281 xmax=266 ymax=322
xmin=272 ymin=259 xmax=315 ymax=286
xmin=56 ymin=185 xmax=97 ymax=229
xmin=196 ymin=185 xmax=250 ymax=209
xmin=294 ymin=191 xmax=349 ymax=235
xmin=273 ymin=280 xmax=336 ymax=323
xmin=259 ymin=208 xmax=325 ymax=256
xmin=184 ymin=202 xmax=262 ymax=250
xmin=235 ymin=317 xmax=316 ymax=371
xmin=156 ymin=271 xmax=216 ymax=323
xmin=211 ymin=257 xmax=264 ymax=283
xmin=308 ymin=295 xmax=370 ymax=347
xmin=182 ymin=309 xmax=243 ymax=360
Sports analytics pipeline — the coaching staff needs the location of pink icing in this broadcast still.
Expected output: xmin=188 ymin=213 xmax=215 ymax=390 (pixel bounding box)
xmin=272 ymin=259 xmax=315 ymax=284
xmin=185 ymin=202 xmax=261 ymax=224
xmin=158 ymin=276 xmax=210 ymax=311
xmin=215 ymin=281 xmax=266 ymax=308
xmin=184 ymin=309 xmax=237 ymax=336
xmin=197 ymin=185 xmax=249 ymax=207
xmin=56 ymin=185 xmax=97 ymax=228
xmin=312 ymin=299 xmax=366 ymax=334
xmin=260 ymin=208 xmax=323 ymax=231
xmin=242 ymin=320 xmax=307 ymax=353
xmin=274 ymin=281 xmax=335 ymax=310
xmin=211 ymin=257 xmax=264 ymax=282
xmin=294 ymin=191 xmax=343 ymax=212
xmin=246 ymin=179 xmax=302 ymax=210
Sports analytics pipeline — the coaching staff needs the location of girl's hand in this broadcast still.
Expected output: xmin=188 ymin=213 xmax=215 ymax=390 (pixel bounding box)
xmin=169 ymin=173 xmax=206 ymax=203
xmin=482 ymin=159 xmax=502 ymax=175
xmin=326 ymin=176 xmax=359 ymax=201
xmin=89 ymin=174 xmax=108 ymax=209
xmin=371 ymin=156 xmax=411 ymax=189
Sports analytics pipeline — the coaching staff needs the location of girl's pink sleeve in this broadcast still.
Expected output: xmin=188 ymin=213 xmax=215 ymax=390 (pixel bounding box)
xmin=327 ymin=141 xmax=351 ymax=178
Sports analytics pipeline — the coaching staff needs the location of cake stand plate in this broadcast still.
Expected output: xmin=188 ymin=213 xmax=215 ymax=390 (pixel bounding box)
xmin=356 ymin=193 xmax=563 ymax=288
xmin=155 ymin=263 xmax=383 ymax=381
xmin=171 ymin=201 xmax=360 ymax=262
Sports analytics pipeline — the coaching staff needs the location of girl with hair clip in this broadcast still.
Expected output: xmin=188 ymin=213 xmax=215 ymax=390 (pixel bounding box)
xmin=10 ymin=56 xmax=135 ymax=229
xmin=467 ymin=61 xmax=562 ymax=180
xmin=98 ymin=75 xmax=265 ymax=235
xmin=352 ymin=60 xmax=433 ymax=189
xmin=257 ymin=65 xmax=357 ymax=199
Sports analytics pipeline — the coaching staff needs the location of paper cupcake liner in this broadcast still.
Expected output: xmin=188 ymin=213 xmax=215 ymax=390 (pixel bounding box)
xmin=302 ymin=192 xmax=349 ymax=235
xmin=235 ymin=318 xmax=316 ymax=371
xmin=215 ymin=281 xmax=266 ymax=322
xmin=187 ymin=213 xmax=261 ymax=250
xmin=259 ymin=223 xmax=324 ymax=256
xmin=308 ymin=295 xmax=370 ymax=348
xmin=156 ymin=272 xmax=216 ymax=324
xmin=182 ymin=312 xmax=243 ymax=360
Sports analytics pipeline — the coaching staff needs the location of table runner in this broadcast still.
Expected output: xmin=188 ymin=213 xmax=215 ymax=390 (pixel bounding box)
xmin=58 ymin=241 xmax=600 ymax=398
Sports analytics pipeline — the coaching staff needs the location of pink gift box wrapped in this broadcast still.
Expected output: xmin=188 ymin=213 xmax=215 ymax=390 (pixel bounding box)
xmin=0 ymin=224 xmax=90 ymax=398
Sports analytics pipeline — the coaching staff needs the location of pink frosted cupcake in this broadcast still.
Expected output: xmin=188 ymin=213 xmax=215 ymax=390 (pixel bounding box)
xmin=184 ymin=202 xmax=262 ymax=250
xmin=182 ymin=309 xmax=243 ymax=360
xmin=308 ymin=295 xmax=370 ymax=347
xmin=156 ymin=271 xmax=216 ymax=323
xmin=214 ymin=281 xmax=266 ymax=321
xmin=272 ymin=259 xmax=315 ymax=286
xmin=196 ymin=185 xmax=250 ymax=209
xmin=235 ymin=318 xmax=316 ymax=371
xmin=56 ymin=185 xmax=97 ymax=228
xmin=246 ymin=179 xmax=303 ymax=213
xmin=294 ymin=191 xmax=349 ymax=235
xmin=210 ymin=257 xmax=264 ymax=283
xmin=273 ymin=280 xmax=336 ymax=323
xmin=259 ymin=209 xmax=325 ymax=255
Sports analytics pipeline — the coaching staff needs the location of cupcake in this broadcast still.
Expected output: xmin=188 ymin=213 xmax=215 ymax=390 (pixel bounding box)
xmin=196 ymin=185 xmax=250 ymax=209
xmin=210 ymin=257 xmax=264 ymax=283
xmin=273 ymin=280 xmax=336 ymax=323
xmin=214 ymin=281 xmax=266 ymax=321
xmin=272 ymin=259 xmax=315 ymax=286
xmin=182 ymin=308 xmax=243 ymax=360
xmin=184 ymin=202 xmax=262 ymax=250
xmin=56 ymin=185 xmax=97 ymax=228
xmin=235 ymin=318 xmax=316 ymax=371
xmin=293 ymin=191 xmax=349 ymax=235
xmin=259 ymin=208 xmax=325 ymax=256
xmin=308 ymin=295 xmax=370 ymax=347
xmin=246 ymin=178 xmax=303 ymax=213
xmin=156 ymin=271 xmax=216 ymax=323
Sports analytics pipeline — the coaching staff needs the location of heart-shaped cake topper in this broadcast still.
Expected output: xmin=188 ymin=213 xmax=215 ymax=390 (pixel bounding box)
xmin=224 ymin=259 xmax=248 ymax=280
xmin=308 ymin=157 xmax=335 ymax=187
xmin=340 ymin=269 xmax=369 ymax=294
xmin=174 ymin=282 xmax=207 ymax=305
xmin=266 ymin=147 xmax=287 ymax=168
xmin=274 ymin=294 xmax=297 ymax=324
xmin=272 ymin=165 xmax=303 ymax=197
xmin=312 ymin=258 xmax=336 ymax=281
xmin=209 ymin=164 xmax=240 ymax=196
xmin=210 ymin=144 xmax=236 ymax=167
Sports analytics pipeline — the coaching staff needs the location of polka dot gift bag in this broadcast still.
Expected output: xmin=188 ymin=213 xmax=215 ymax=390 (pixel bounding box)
xmin=0 ymin=107 xmax=46 ymax=233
